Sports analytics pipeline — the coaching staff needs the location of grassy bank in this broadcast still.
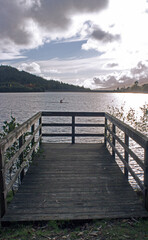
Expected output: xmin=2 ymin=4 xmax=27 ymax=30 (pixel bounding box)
xmin=0 ymin=218 xmax=148 ymax=240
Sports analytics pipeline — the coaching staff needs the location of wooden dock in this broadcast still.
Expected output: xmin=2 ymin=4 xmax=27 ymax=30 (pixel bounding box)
xmin=1 ymin=143 xmax=148 ymax=222
xmin=0 ymin=111 xmax=148 ymax=223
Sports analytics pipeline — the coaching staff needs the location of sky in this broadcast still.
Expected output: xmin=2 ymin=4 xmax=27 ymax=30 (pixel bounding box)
xmin=1 ymin=0 xmax=148 ymax=89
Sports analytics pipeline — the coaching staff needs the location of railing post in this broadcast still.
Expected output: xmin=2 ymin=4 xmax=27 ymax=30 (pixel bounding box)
xmin=124 ymin=133 xmax=129 ymax=180
xmin=144 ymin=146 xmax=148 ymax=210
xmin=39 ymin=116 xmax=42 ymax=147
xmin=112 ymin=123 xmax=116 ymax=159
xmin=104 ymin=117 xmax=107 ymax=147
xmin=72 ymin=115 xmax=75 ymax=144
xmin=19 ymin=135 xmax=24 ymax=183
xmin=31 ymin=124 xmax=35 ymax=157
xmin=0 ymin=148 xmax=7 ymax=218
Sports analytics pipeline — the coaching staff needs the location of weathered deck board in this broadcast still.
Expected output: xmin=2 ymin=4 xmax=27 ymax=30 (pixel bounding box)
xmin=1 ymin=143 xmax=148 ymax=222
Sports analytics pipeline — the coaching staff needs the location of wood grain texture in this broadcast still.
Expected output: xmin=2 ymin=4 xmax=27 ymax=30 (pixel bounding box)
xmin=1 ymin=143 xmax=148 ymax=222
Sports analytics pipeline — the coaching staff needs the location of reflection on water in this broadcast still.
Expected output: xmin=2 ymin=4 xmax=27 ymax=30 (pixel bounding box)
xmin=0 ymin=92 xmax=148 ymax=130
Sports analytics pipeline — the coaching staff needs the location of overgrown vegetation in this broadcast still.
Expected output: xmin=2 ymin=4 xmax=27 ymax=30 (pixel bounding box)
xmin=0 ymin=116 xmax=19 ymax=163
xmin=0 ymin=116 xmax=33 ymax=198
xmin=108 ymin=103 xmax=148 ymax=136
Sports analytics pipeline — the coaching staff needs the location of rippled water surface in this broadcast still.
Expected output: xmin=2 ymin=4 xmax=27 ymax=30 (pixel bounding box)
xmin=0 ymin=92 xmax=148 ymax=129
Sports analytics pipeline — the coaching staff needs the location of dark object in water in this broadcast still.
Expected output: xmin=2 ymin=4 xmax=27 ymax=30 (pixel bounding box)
xmin=60 ymin=98 xmax=64 ymax=103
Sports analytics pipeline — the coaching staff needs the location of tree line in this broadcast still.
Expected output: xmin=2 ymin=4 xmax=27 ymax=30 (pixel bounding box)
xmin=0 ymin=65 xmax=90 ymax=92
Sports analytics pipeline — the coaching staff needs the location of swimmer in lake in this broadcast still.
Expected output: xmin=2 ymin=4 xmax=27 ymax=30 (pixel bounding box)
xmin=60 ymin=98 xmax=64 ymax=103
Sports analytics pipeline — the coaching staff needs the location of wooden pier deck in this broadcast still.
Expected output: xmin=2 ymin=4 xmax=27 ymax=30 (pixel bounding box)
xmin=2 ymin=143 xmax=148 ymax=222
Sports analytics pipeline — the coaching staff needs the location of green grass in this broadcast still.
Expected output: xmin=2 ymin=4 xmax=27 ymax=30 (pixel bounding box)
xmin=0 ymin=218 xmax=148 ymax=240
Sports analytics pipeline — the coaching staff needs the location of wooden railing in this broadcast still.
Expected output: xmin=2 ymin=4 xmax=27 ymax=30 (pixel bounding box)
xmin=0 ymin=111 xmax=148 ymax=217
xmin=0 ymin=112 xmax=42 ymax=217
xmin=42 ymin=111 xmax=105 ymax=143
xmin=105 ymin=113 xmax=148 ymax=210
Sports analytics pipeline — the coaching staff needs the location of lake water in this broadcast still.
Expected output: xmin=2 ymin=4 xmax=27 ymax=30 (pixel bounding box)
xmin=0 ymin=92 xmax=148 ymax=130
xmin=0 ymin=92 xmax=148 ymax=189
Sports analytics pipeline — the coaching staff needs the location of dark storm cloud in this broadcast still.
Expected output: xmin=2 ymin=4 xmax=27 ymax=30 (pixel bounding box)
xmin=92 ymin=28 xmax=121 ymax=43
xmin=30 ymin=0 xmax=109 ymax=30
xmin=0 ymin=0 xmax=109 ymax=46
xmin=0 ymin=0 xmax=31 ymax=45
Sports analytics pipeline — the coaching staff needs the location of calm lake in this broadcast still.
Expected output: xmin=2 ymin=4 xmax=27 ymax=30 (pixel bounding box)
xmin=0 ymin=92 xmax=148 ymax=130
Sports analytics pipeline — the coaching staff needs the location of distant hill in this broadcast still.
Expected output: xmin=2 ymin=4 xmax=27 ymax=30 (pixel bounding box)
xmin=0 ymin=65 xmax=90 ymax=92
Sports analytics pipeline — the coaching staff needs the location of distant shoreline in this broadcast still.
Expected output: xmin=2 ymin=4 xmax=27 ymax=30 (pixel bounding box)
xmin=0 ymin=90 xmax=147 ymax=94
xmin=92 ymin=90 xmax=148 ymax=94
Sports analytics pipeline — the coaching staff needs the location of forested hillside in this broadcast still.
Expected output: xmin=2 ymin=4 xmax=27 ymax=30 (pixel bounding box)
xmin=0 ymin=66 xmax=89 ymax=92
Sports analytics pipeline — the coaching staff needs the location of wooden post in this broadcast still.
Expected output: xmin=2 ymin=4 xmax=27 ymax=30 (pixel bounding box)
xmin=144 ymin=147 xmax=148 ymax=210
xmin=72 ymin=116 xmax=75 ymax=144
xmin=104 ymin=117 xmax=107 ymax=147
xmin=31 ymin=124 xmax=35 ymax=157
xmin=124 ymin=133 xmax=129 ymax=180
xmin=0 ymin=148 xmax=7 ymax=218
xmin=39 ymin=117 xmax=42 ymax=147
xmin=19 ymin=135 xmax=24 ymax=183
xmin=112 ymin=123 xmax=115 ymax=159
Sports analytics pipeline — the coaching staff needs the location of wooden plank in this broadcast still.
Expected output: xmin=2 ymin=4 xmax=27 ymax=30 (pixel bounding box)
xmin=3 ymin=211 xmax=148 ymax=222
xmin=1 ymin=143 xmax=148 ymax=223
xmin=10 ymin=197 xmax=142 ymax=205
xmin=42 ymin=133 xmax=104 ymax=137
xmin=42 ymin=123 xmax=105 ymax=127
xmin=6 ymin=161 xmax=26 ymax=195
xmin=0 ymin=148 xmax=7 ymax=217
xmin=4 ymin=204 xmax=146 ymax=215
xmin=144 ymin=148 xmax=148 ymax=210
xmin=42 ymin=112 xmax=105 ymax=117
xmin=72 ymin=115 xmax=75 ymax=144
xmin=11 ymin=191 xmax=141 ymax=202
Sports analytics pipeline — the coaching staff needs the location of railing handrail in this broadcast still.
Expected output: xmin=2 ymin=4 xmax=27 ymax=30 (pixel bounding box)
xmin=42 ymin=111 xmax=105 ymax=117
xmin=41 ymin=111 xmax=105 ymax=144
xmin=0 ymin=112 xmax=42 ymax=153
xmin=0 ymin=112 xmax=42 ymax=217
xmin=105 ymin=112 xmax=148 ymax=209
xmin=105 ymin=112 xmax=148 ymax=148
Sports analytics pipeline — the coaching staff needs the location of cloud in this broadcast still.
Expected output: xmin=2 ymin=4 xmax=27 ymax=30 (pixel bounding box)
xmin=92 ymin=28 xmax=121 ymax=43
xmin=92 ymin=61 xmax=148 ymax=89
xmin=0 ymin=0 xmax=109 ymax=60
xmin=30 ymin=0 xmax=108 ymax=30
xmin=0 ymin=0 xmax=37 ymax=45
xmin=82 ymin=26 xmax=121 ymax=53
xmin=93 ymin=77 xmax=103 ymax=85
xmin=18 ymin=62 xmax=41 ymax=74
xmin=93 ymin=75 xmax=119 ymax=88
xmin=106 ymin=63 xmax=119 ymax=68
xmin=130 ymin=61 xmax=148 ymax=77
